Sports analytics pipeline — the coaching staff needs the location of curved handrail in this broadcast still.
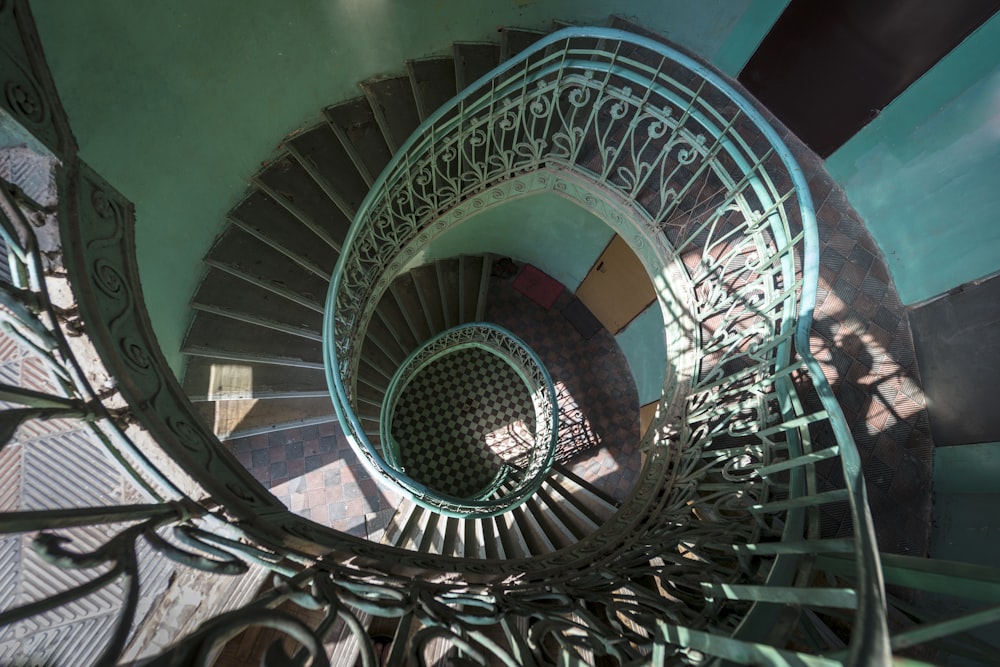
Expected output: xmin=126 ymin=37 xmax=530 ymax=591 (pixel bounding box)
xmin=376 ymin=323 xmax=558 ymax=517
xmin=325 ymin=26 xmax=889 ymax=662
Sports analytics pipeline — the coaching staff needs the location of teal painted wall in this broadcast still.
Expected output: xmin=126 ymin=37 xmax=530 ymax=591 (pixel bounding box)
xmin=711 ymin=0 xmax=790 ymax=76
xmin=615 ymin=305 xmax=666 ymax=405
xmin=930 ymin=442 xmax=1000 ymax=568
xmin=414 ymin=192 xmax=613 ymax=292
xmin=826 ymin=14 xmax=1000 ymax=305
xmin=28 ymin=0 xmax=778 ymax=376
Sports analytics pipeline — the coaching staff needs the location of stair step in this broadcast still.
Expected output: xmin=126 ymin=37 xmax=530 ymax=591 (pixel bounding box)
xmin=406 ymin=57 xmax=457 ymax=122
xmin=190 ymin=302 xmax=321 ymax=342
xmin=481 ymin=514 xmax=504 ymax=559
xmin=360 ymin=329 xmax=403 ymax=380
xmin=372 ymin=289 xmax=421 ymax=357
xmin=453 ymin=42 xmax=501 ymax=92
xmin=549 ymin=465 xmax=621 ymax=522
xmin=197 ymin=396 xmax=335 ymax=441
xmin=254 ymin=155 xmax=352 ymax=251
xmin=381 ymin=499 xmax=419 ymax=546
xmin=476 ymin=254 xmax=493 ymax=320
xmin=410 ymin=263 xmax=445 ymax=336
xmin=361 ymin=310 xmax=408 ymax=367
xmin=184 ymin=357 xmax=327 ymax=402
xmin=358 ymin=351 xmax=394 ymax=385
xmin=204 ymin=227 xmax=328 ymax=310
xmin=418 ymin=511 xmax=446 ymax=554
xmin=495 ymin=512 xmax=530 ymax=559
xmin=355 ymin=376 xmax=388 ymax=410
xmin=390 ymin=276 xmax=432 ymax=344
xmin=442 ymin=517 xmax=462 ymax=558
xmin=182 ymin=313 xmax=324 ymax=370
xmin=500 ymin=27 xmax=547 ymax=62
xmin=192 ymin=268 xmax=324 ymax=334
xmin=512 ymin=503 xmax=558 ymax=555
xmin=464 ymin=518 xmax=486 ymax=559
xmin=324 ymin=97 xmax=393 ymax=186
xmin=523 ymin=493 xmax=578 ymax=550
xmin=396 ymin=505 xmax=428 ymax=551
xmin=436 ymin=259 xmax=460 ymax=329
xmin=359 ymin=75 xmax=421 ymax=155
xmin=285 ymin=122 xmax=371 ymax=219
xmin=228 ymin=188 xmax=337 ymax=279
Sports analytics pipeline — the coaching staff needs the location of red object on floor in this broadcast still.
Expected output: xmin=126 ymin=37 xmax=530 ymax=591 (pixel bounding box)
xmin=512 ymin=264 xmax=563 ymax=309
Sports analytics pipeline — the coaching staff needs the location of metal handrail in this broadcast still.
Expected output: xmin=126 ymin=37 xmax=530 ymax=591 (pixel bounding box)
xmin=324 ymin=26 xmax=890 ymax=662
xmin=0 ymin=3 xmax=922 ymax=661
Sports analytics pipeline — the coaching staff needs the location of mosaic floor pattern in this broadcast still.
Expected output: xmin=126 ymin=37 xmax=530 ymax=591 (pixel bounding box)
xmin=391 ymin=347 xmax=536 ymax=499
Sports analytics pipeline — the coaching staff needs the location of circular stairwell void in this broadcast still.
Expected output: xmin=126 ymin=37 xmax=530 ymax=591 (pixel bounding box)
xmin=389 ymin=346 xmax=537 ymax=499
xmin=379 ymin=324 xmax=558 ymax=514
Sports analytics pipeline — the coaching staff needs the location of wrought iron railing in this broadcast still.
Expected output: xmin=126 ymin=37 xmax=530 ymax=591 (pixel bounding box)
xmin=378 ymin=323 xmax=557 ymax=516
xmin=4 ymin=3 xmax=999 ymax=664
xmin=324 ymin=25 xmax=892 ymax=662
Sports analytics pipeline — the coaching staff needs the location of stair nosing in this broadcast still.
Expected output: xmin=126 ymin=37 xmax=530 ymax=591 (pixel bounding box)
xmin=181 ymin=346 xmax=324 ymax=370
xmin=203 ymin=258 xmax=325 ymax=313
xmin=228 ymin=215 xmax=333 ymax=281
xmin=284 ymin=140 xmax=360 ymax=222
xmin=252 ymin=175 xmax=345 ymax=252
xmin=190 ymin=302 xmax=323 ymax=342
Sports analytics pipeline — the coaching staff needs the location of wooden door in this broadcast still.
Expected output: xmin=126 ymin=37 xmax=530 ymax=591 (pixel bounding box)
xmin=575 ymin=235 xmax=656 ymax=335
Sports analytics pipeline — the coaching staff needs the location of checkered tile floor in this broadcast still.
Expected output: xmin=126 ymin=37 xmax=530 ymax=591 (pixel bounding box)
xmin=392 ymin=347 xmax=536 ymax=499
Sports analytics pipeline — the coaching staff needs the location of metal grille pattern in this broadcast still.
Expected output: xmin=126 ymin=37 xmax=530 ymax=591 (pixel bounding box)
xmin=7 ymin=7 xmax=996 ymax=664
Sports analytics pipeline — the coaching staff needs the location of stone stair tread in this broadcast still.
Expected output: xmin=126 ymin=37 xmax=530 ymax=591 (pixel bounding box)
xmin=183 ymin=357 xmax=328 ymax=402
xmin=359 ymin=75 xmax=421 ymax=154
xmin=389 ymin=275 xmax=432 ymax=343
xmin=286 ymin=122 xmax=370 ymax=217
xmin=549 ymin=465 xmax=620 ymax=521
xmin=324 ymin=96 xmax=393 ymax=185
xmin=255 ymin=155 xmax=352 ymax=249
xmin=409 ymin=263 xmax=446 ymax=335
xmin=406 ymin=56 xmax=457 ymax=122
xmin=204 ymin=227 xmax=329 ymax=308
xmin=228 ymin=188 xmax=338 ymax=278
xmin=183 ymin=311 xmax=324 ymax=367
xmin=371 ymin=290 xmax=420 ymax=356
xmin=453 ymin=42 xmax=501 ymax=92
xmin=196 ymin=396 xmax=336 ymax=442
xmin=500 ymin=27 xmax=547 ymax=62
xmin=360 ymin=312 xmax=407 ymax=368
xmin=523 ymin=493 xmax=578 ymax=549
xmin=436 ymin=259 xmax=460 ymax=329
xmin=192 ymin=268 xmax=324 ymax=334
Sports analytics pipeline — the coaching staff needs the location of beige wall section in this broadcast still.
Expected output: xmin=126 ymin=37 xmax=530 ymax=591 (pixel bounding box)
xmin=639 ymin=401 xmax=659 ymax=440
xmin=576 ymin=235 xmax=656 ymax=335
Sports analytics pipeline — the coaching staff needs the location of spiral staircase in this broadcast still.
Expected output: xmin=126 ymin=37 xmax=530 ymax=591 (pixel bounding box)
xmin=6 ymin=3 xmax=1000 ymax=666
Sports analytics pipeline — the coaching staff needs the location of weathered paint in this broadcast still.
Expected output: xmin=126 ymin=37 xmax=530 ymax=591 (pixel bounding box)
xmin=28 ymin=0 xmax=765 ymax=375
xmin=710 ymin=0 xmax=790 ymax=76
xmin=414 ymin=192 xmax=613 ymax=292
xmin=825 ymin=13 xmax=1000 ymax=305
xmin=615 ymin=305 xmax=666 ymax=405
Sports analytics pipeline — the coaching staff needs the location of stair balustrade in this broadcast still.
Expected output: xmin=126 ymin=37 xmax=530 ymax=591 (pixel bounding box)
xmin=8 ymin=4 xmax=999 ymax=664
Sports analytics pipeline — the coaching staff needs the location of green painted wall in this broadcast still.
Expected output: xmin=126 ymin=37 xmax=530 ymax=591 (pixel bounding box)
xmin=414 ymin=192 xmax=613 ymax=292
xmin=28 ymin=0 xmax=777 ymax=377
xmin=825 ymin=14 xmax=1000 ymax=305
xmin=615 ymin=305 xmax=666 ymax=405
